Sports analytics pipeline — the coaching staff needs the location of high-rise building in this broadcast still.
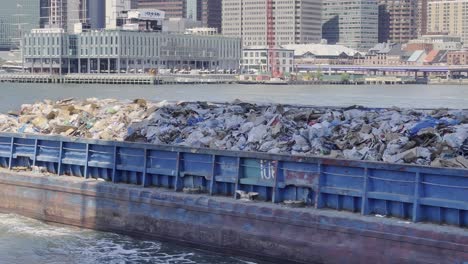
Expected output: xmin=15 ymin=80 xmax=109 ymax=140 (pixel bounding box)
xmin=40 ymin=0 xmax=50 ymax=28
xmin=88 ymin=0 xmax=106 ymax=29
xmin=222 ymin=0 xmax=322 ymax=47
xmin=201 ymin=0 xmax=221 ymax=33
xmin=322 ymin=0 xmax=379 ymax=51
xmin=427 ymin=0 xmax=468 ymax=47
xmin=0 ymin=0 xmax=40 ymax=50
xmin=138 ymin=0 xmax=186 ymax=19
xmin=416 ymin=0 xmax=442 ymax=37
xmin=186 ymin=0 xmax=198 ymax=20
xmin=417 ymin=0 xmax=429 ymax=36
xmin=137 ymin=0 xmax=220 ymax=32
xmin=49 ymin=0 xmax=88 ymax=32
xmin=378 ymin=0 xmax=418 ymax=43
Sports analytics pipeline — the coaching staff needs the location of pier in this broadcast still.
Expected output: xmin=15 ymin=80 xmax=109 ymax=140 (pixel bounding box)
xmin=0 ymin=73 xmax=238 ymax=85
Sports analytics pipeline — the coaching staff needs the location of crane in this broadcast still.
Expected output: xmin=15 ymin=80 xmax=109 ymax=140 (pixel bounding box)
xmin=266 ymin=0 xmax=280 ymax=77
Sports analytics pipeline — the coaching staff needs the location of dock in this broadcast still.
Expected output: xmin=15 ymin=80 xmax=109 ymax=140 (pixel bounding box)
xmin=0 ymin=73 xmax=238 ymax=85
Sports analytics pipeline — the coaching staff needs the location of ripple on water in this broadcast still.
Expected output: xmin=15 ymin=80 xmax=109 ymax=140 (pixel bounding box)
xmin=0 ymin=214 xmax=257 ymax=264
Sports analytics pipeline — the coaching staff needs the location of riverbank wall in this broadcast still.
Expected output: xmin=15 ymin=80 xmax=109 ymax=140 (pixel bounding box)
xmin=0 ymin=132 xmax=466 ymax=263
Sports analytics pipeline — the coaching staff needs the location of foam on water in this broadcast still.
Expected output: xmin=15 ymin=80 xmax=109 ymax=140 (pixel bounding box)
xmin=0 ymin=214 xmax=257 ymax=264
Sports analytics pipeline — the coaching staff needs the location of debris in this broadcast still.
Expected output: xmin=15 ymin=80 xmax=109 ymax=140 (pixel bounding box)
xmin=283 ymin=200 xmax=306 ymax=208
xmin=236 ymin=190 xmax=259 ymax=201
xmin=183 ymin=187 xmax=204 ymax=194
xmin=0 ymin=98 xmax=467 ymax=168
xmin=31 ymin=166 xmax=47 ymax=174
xmin=12 ymin=166 xmax=30 ymax=172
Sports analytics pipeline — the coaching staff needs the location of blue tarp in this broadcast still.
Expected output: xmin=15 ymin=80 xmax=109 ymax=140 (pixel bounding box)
xmin=409 ymin=117 xmax=460 ymax=136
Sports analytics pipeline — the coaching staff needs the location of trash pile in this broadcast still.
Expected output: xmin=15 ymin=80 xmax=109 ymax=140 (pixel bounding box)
xmin=0 ymin=98 xmax=467 ymax=168
xmin=0 ymin=98 xmax=150 ymax=140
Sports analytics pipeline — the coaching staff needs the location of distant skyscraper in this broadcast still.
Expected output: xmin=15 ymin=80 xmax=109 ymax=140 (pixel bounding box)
xmin=222 ymin=0 xmax=322 ymax=47
xmin=378 ymin=0 xmax=418 ymax=43
xmin=322 ymin=0 xmax=379 ymax=51
xmin=88 ymin=0 xmax=106 ymax=29
xmin=40 ymin=0 xmax=50 ymax=28
xmin=202 ymin=0 xmax=221 ymax=32
xmin=0 ymin=0 xmax=40 ymax=50
xmin=186 ymin=0 xmax=198 ymax=20
xmin=427 ymin=0 xmax=468 ymax=47
xmin=49 ymin=0 xmax=88 ymax=32
xmin=417 ymin=0 xmax=429 ymax=36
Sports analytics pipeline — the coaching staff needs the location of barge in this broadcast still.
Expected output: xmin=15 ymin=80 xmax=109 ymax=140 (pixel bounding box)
xmin=0 ymin=132 xmax=466 ymax=263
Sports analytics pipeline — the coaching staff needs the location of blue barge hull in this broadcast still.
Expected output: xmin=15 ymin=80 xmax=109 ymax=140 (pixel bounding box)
xmin=0 ymin=132 xmax=466 ymax=263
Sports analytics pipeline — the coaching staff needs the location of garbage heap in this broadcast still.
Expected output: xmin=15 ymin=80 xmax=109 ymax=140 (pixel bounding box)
xmin=0 ymin=98 xmax=467 ymax=168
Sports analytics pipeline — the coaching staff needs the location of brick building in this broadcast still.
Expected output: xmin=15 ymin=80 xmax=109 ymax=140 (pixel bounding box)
xmin=447 ymin=50 xmax=468 ymax=65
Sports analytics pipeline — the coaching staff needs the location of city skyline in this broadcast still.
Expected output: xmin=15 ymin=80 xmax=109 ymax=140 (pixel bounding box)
xmin=1 ymin=0 xmax=468 ymax=51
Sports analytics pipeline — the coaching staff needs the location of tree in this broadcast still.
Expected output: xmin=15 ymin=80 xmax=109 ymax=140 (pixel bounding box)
xmin=341 ymin=73 xmax=350 ymax=83
xmin=316 ymin=69 xmax=323 ymax=81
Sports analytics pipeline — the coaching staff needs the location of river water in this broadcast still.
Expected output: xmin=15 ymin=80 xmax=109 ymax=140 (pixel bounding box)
xmin=0 ymin=83 xmax=468 ymax=113
xmin=0 ymin=214 xmax=258 ymax=264
xmin=0 ymin=82 xmax=467 ymax=263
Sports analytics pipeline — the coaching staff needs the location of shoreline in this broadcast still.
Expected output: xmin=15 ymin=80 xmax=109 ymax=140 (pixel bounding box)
xmin=3 ymin=72 xmax=468 ymax=85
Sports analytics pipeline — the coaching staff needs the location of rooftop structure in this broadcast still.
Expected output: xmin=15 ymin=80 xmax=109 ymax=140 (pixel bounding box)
xmin=185 ymin=27 xmax=218 ymax=35
xmin=406 ymin=34 xmax=463 ymax=51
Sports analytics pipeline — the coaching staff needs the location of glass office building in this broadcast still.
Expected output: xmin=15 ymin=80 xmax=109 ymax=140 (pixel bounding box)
xmin=0 ymin=0 xmax=40 ymax=50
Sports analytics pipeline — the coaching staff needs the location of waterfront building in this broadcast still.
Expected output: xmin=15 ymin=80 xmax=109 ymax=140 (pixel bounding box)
xmin=222 ymin=0 xmax=322 ymax=47
xmin=427 ymin=0 xmax=468 ymax=47
xmin=322 ymin=0 xmax=379 ymax=52
xmin=283 ymin=43 xmax=363 ymax=65
xmin=356 ymin=43 xmax=409 ymax=65
xmin=22 ymin=28 xmax=241 ymax=74
xmin=378 ymin=0 xmax=419 ymax=43
xmin=423 ymin=49 xmax=448 ymax=65
xmin=447 ymin=50 xmax=468 ymax=65
xmin=0 ymin=0 xmax=40 ymax=50
xmin=241 ymin=46 xmax=295 ymax=74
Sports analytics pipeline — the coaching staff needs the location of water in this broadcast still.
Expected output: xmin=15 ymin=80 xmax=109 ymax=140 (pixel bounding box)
xmin=0 ymin=82 xmax=467 ymax=262
xmin=0 ymin=83 xmax=468 ymax=113
xmin=0 ymin=214 xmax=258 ymax=264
